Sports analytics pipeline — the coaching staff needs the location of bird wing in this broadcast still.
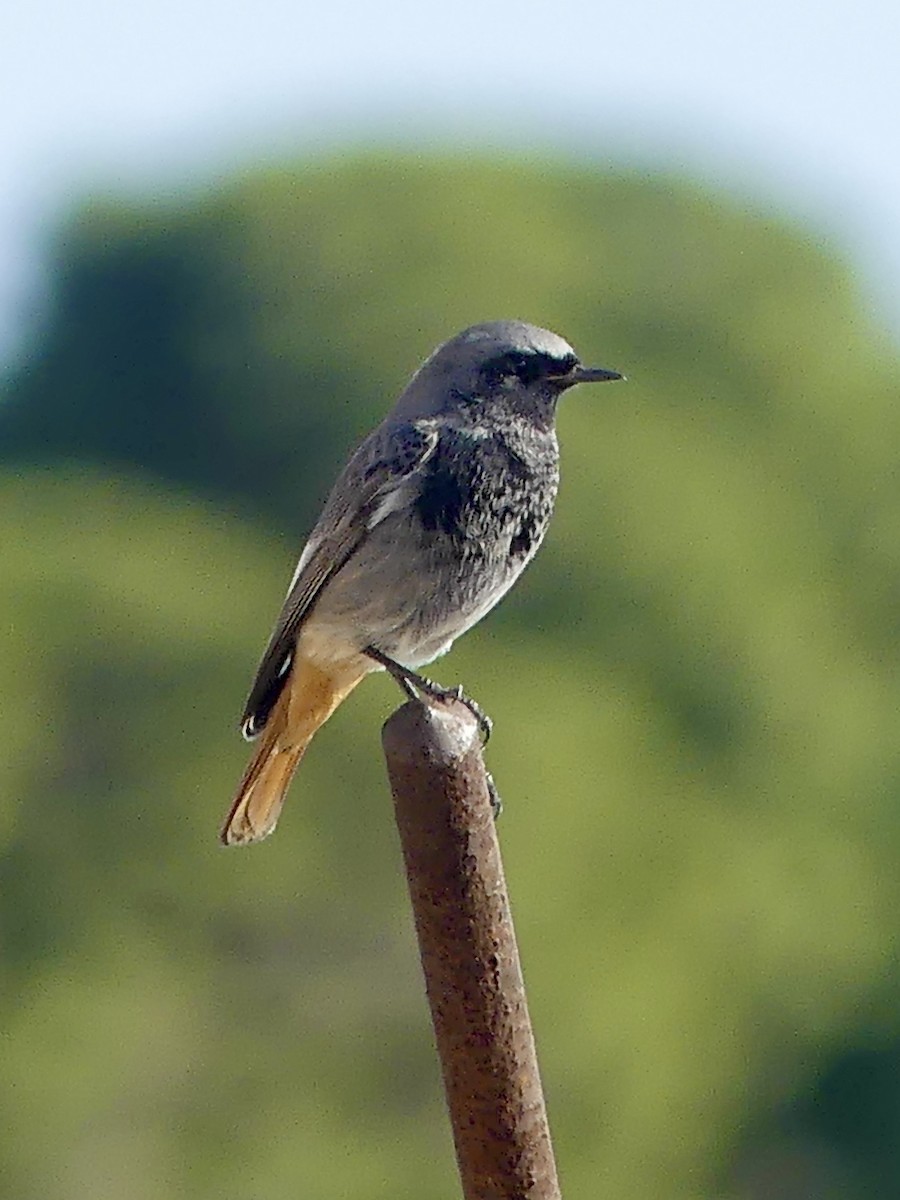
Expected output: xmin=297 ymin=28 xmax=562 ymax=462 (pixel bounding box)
xmin=240 ymin=419 xmax=440 ymax=737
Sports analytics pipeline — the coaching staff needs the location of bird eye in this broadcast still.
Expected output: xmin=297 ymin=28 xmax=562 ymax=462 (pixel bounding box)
xmin=483 ymin=350 xmax=535 ymax=385
xmin=481 ymin=348 xmax=577 ymax=387
xmin=505 ymin=352 xmax=531 ymax=377
xmin=555 ymin=352 xmax=579 ymax=376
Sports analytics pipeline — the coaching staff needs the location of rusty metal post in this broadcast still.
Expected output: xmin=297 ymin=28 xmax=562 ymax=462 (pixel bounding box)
xmin=382 ymin=699 xmax=562 ymax=1200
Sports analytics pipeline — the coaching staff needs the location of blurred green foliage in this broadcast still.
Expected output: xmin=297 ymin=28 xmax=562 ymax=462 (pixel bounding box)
xmin=2 ymin=155 xmax=900 ymax=1199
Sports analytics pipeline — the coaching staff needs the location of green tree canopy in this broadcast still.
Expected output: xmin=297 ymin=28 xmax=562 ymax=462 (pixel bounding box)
xmin=2 ymin=156 xmax=900 ymax=1198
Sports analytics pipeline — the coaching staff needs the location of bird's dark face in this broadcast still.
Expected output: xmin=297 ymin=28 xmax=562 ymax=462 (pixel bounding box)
xmin=393 ymin=320 xmax=622 ymax=426
xmin=458 ymin=325 xmax=622 ymax=429
xmin=479 ymin=344 xmax=579 ymax=393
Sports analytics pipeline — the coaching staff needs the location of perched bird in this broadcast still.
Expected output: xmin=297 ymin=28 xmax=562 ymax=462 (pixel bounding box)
xmin=221 ymin=321 xmax=623 ymax=845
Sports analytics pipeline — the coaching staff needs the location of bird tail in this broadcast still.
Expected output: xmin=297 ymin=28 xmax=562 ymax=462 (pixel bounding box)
xmin=220 ymin=656 xmax=367 ymax=847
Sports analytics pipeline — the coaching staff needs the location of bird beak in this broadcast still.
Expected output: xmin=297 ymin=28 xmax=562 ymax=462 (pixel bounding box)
xmin=568 ymin=364 xmax=625 ymax=385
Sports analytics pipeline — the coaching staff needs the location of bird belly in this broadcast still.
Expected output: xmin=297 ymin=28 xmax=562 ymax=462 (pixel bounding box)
xmin=304 ymin=516 xmax=540 ymax=670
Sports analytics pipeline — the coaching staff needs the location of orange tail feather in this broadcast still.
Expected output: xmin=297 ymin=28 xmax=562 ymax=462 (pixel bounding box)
xmin=220 ymin=655 xmax=367 ymax=846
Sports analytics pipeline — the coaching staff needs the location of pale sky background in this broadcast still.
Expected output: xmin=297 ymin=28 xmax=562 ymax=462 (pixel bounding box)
xmin=2 ymin=0 xmax=899 ymax=363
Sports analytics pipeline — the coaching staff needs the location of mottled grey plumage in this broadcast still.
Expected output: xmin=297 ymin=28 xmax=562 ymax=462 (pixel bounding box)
xmin=242 ymin=320 xmax=622 ymax=739
xmin=223 ymin=321 xmax=622 ymax=845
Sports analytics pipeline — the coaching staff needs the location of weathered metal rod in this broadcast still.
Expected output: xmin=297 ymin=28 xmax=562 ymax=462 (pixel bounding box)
xmin=382 ymin=699 xmax=562 ymax=1200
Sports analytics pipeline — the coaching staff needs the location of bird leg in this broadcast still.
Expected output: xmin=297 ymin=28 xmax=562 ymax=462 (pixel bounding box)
xmin=364 ymin=645 xmax=493 ymax=745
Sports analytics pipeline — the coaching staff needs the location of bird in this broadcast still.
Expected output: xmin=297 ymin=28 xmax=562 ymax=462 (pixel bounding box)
xmin=221 ymin=320 xmax=623 ymax=845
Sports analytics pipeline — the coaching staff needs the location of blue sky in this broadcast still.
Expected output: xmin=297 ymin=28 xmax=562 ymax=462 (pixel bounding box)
xmin=2 ymin=0 xmax=898 ymax=358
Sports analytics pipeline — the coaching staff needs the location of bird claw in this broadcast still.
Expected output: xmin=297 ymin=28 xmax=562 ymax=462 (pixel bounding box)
xmin=429 ymin=683 xmax=492 ymax=744
xmin=458 ymin=693 xmax=493 ymax=745
xmin=363 ymin=645 xmax=493 ymax=743
xmin=485 ymin=772 xmax=503 ymax=819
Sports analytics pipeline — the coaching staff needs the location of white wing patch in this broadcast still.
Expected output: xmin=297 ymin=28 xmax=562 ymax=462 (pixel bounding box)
xmin=366 ymin=420 xmax=440 ymax=531
xmin=366 ymin=484 xmax=413 ymax=530
xmin=283 ymin=537 xmax=317 ymax=599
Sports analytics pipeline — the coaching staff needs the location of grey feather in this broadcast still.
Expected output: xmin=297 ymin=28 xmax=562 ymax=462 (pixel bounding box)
xmin=239 ymin=321 xmax=622 ymax=739
xmin=241 ymin=419 xmax=439 ymax=736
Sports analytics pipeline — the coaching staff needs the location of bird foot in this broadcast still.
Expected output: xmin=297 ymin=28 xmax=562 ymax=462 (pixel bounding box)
xmin=364 ymin=646 xmax=493 ymax=744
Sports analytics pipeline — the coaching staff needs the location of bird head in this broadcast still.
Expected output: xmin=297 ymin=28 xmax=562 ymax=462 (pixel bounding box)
xmin=394 ymin=321 xmax=623 ymax=427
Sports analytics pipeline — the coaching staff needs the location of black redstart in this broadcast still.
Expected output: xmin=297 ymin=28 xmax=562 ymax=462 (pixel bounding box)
xmin=222 ymin=320 xmax=623 ymax=845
